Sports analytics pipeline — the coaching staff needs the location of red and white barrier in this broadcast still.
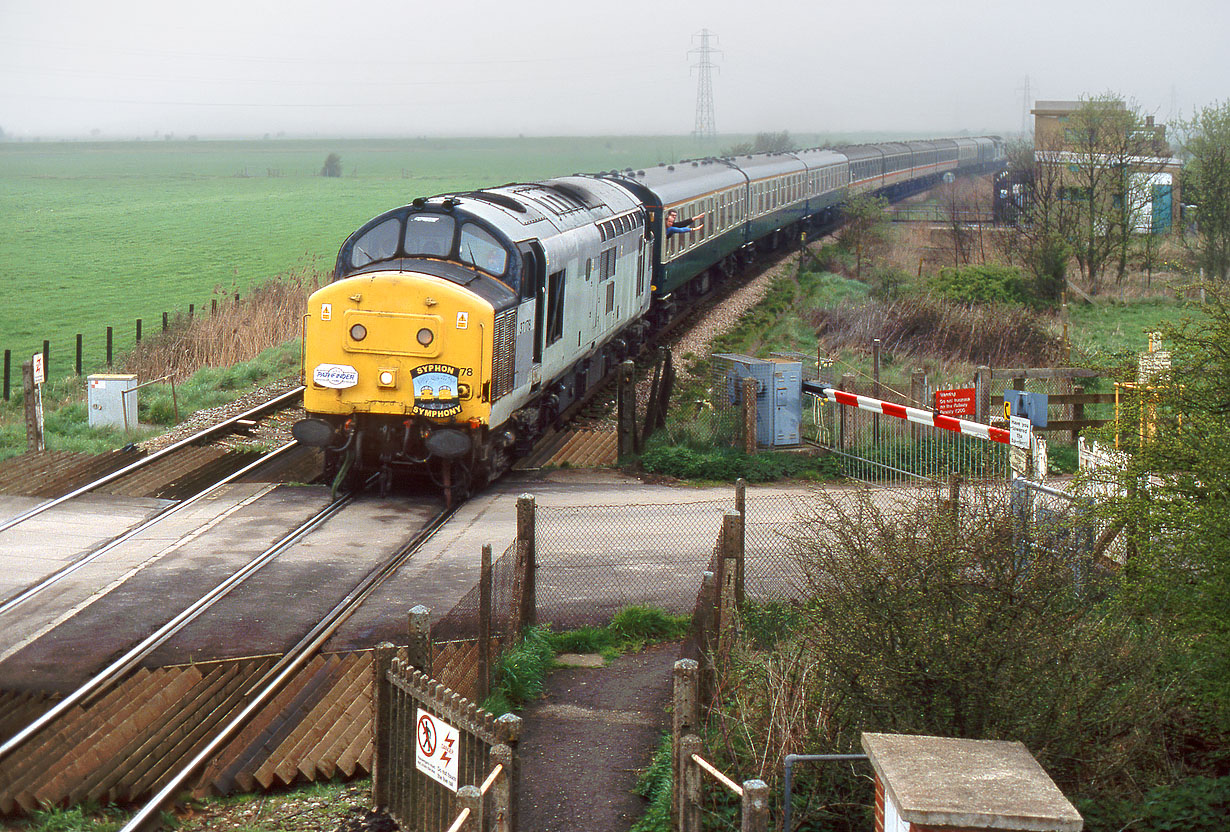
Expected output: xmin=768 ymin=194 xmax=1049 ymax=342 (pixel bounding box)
xmin=818 ymin=387 xmax=1010 ymax=445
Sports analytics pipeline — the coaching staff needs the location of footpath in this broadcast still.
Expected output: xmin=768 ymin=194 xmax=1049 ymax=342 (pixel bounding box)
xmin=515 ymin=641 xmax=682 ymax=832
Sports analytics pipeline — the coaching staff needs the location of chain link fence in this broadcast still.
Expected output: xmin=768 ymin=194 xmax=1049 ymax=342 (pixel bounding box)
xmin=532 ymin=485 xmax=944 ymax=627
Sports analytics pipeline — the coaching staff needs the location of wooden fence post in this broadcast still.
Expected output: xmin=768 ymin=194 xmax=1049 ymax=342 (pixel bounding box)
xmin=495 ymin=714 xmax=522 ymax=831
xmin=741 ymin=377 xmax=757 ymax=454
xmin=680 ymin=733 xmax=704 ymax=832
xmin=872 ymin=338 xmax=882 ymax=443
xmin=975 ymin=365 xmax=991 ymax=423
xmin=371 ymin=642 xmax=396 ymax=810
xmin=516 ymin=495 xmax=536 ymax=628
xmin=456 ymin=784 xmax=481 ymax=831
xmin=741 ymin=779 xmax=769 ymax=832
xmin=478 ymin=544 xmax=492 ymax=702
xmin=490 ymin=743 xmax=513 ymax=832
xmin=106 ymin=326 xmax=113 ymax=367
xmin=618 ymin=359 xmax=638 ymax=457
xmin=407 ymin=605 xmax=432 ymax=674
xmin=672 ymin=659 xmax=700 ymax=830
xmin=839 ymin=372 xmax=855 ymax=449
xmin=734 ymin=478 xmax=746 ymax=605
xmin=1072 ymin=384 xmax=1085 ymax=443
xmin=23 ymin=360 xmax=43 ymax=453
xmin=75 ymin=334 xmax=82 ymax=376
xmin=723 ymin=509 xmax=745 ymax=608
xmin=946 ymin=473 xmax=962 ymax=531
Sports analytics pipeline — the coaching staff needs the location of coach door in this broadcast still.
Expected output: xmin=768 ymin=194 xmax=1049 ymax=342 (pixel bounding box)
xmin=515 ymin=241 xmax=546 ymax=391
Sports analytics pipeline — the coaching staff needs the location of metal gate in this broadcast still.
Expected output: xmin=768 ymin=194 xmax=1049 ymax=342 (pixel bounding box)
xmin=373 ymin=645 xmax=520 ymax=832
xmin=803 ymin=381 xmax=1009 ymax=485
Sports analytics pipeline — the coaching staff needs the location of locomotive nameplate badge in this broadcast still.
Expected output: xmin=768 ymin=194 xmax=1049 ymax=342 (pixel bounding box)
xmin=456 ymin=311 xmax=468 ymax=330
xmin=313 ymin=363 xmax=358 ymax=389
xmin=321 ymin=303 xmax=332 ymax=321
xmin=411 ymin=364 xmax=464 ymax=418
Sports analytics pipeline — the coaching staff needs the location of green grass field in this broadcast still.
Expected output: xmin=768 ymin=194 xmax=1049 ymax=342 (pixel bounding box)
xmin=0 ymin=135 xmax=740 ymax=380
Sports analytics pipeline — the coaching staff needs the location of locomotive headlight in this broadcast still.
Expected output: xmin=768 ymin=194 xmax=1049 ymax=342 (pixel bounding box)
xmin=378 ymin=370 xmax=396 ymax=387
xmin=416 ymin=327 xmax=434 ymax=346
xmin=349 ymin=323 xmax=368 ymax=341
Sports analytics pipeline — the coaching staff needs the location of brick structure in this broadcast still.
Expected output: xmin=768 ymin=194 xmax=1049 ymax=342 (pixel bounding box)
xmin=1030 ymin=99 xmax=1183 ymax=233
xmin=862 ymin=733 xmax=1083 ymax=832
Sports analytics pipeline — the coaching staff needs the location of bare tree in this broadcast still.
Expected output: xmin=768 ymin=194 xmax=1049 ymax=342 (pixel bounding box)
xmin=1002 ymin=135 xmax=1075 ymax=304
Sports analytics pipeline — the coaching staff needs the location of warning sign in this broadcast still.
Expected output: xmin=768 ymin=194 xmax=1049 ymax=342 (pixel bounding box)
xmin=415 ymin=709 xmax=459 ymax=792
xmin=1010 ymin=415 xmax=1032 ymax=449
xmin=933 ymin=387 xmax=975 ymax=417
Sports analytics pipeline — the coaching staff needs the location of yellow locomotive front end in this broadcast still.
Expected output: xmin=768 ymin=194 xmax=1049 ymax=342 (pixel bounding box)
xmin=296 ymin=270 xmax=496 ymax=493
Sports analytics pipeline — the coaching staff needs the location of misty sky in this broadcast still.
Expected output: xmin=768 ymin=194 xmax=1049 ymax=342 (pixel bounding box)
xmin=3 ymin=0 xmax=1227 ymax=139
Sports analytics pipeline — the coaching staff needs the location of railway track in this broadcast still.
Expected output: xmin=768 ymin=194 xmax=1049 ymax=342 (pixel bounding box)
xmin=0 ymin=482 xmax=452 ymax=817
xmin=0 ymin=386 xmax=307 ymax=534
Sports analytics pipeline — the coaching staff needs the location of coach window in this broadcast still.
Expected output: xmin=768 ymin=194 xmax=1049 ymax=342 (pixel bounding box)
xmin=349 ymin=217 xmax=400 ymax=268
xmin=458 ymin=223 xmax=508 ymax=277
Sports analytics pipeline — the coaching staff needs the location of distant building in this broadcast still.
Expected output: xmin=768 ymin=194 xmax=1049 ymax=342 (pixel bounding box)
xmin=1030 ymin=99 xmax=1182 ymax=233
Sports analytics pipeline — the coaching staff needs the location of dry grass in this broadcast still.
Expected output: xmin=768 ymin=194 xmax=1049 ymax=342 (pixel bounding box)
xmin=808 ymin=294 xmax=1063 ymax=370
xmin=123 ymin=268 xmax=326 ymax=381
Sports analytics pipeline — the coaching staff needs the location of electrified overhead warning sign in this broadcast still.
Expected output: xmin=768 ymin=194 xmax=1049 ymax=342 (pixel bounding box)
xmin=415 ymin=709 xmax=459 ymax=792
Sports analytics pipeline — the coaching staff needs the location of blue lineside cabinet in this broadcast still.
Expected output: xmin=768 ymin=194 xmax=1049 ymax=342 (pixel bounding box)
xmin=714 ymin=354 xmax=802 ymax=447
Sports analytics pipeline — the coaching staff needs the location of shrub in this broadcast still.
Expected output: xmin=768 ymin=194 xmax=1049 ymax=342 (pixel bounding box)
xmin=930 ymin=263 xmax=1032 ymax=306
xmin=639 ymin=444 xmax=836 ymax=483
xmin=706 ymin=487 xmax=1187 ymax=829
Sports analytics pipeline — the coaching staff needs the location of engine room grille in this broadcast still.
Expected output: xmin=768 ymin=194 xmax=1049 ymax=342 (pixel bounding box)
xmin=492 ymin=308 xmax=516 ymax=401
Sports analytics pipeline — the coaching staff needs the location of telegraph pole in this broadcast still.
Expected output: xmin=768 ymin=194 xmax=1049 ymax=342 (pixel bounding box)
xmin=689 ymin=29 xmax=720 ymax=140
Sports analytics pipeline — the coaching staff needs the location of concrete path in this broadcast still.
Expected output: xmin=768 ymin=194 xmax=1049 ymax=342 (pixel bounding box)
xmin=516 ymin=641 xmax=681 ymax=832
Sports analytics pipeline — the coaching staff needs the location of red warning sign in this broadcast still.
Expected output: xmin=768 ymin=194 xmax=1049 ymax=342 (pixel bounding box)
xmin=934 ymin=387 xmax=976 ymax=417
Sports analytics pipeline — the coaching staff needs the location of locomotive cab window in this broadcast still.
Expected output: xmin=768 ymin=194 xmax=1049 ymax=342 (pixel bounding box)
xmin=350 ymin=218 xmax=400 ymax=268
xmin=404 ymin=214 xmax=455 ymax=257
xmin=458 ymin=223 xmax=509 ymax=278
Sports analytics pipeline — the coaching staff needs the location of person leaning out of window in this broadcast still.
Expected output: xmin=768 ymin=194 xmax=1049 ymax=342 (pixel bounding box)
xmin=665 ymin=208 xmax=705 ymax=236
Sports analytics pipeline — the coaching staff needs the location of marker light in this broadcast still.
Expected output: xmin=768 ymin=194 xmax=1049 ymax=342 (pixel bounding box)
xmin=417 ymin=327 xmax=434 ymax=346
xmin=350 ymin=323 xmax=367 ymax=341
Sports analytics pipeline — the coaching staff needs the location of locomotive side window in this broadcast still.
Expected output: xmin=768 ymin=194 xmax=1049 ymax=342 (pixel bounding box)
xmin=545 ymin=270 xmax=565 ymax=345
xmin=459 ymin=223 xmax=508 ymax=277
xmin=405 ymin=214 xmax=455 ymax=257
xmin=350 ymin=218 xmax=400 ymax=268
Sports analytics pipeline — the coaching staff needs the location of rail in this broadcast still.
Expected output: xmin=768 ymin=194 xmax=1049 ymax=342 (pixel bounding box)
xmin=0 ymin=441 xmax=299 ymax=619
xmin=0 ymin=487 xmax=357 ymax=764
xmin=0 ymin=385 xmax=304 ymax=534
xmin=117 ymin=502 xmax=459 ymax=832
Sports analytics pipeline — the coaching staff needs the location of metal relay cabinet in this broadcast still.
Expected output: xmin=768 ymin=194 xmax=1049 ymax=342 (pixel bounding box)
xmin=713 ymin=354 xmax=802 ymax=448
xmin=87 ymin=374 xmax=139 ymax=430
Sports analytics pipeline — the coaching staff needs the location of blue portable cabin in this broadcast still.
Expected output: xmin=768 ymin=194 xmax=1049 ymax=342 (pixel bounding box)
xmin=603 ymin=158 xmax=748 ymax=297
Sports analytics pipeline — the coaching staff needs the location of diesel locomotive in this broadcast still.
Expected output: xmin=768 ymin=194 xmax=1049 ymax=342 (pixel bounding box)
xmin=292 ymin=136 xmax=1005 ymax=496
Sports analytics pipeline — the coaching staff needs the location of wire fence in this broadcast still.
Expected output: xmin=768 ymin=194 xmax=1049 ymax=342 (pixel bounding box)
xmin=531 ymin=484 xmax=946 ymax=627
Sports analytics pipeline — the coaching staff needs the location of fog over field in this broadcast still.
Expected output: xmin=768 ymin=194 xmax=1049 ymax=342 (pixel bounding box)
xmin=3 ymin=0 xmax=1228 ymax=140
